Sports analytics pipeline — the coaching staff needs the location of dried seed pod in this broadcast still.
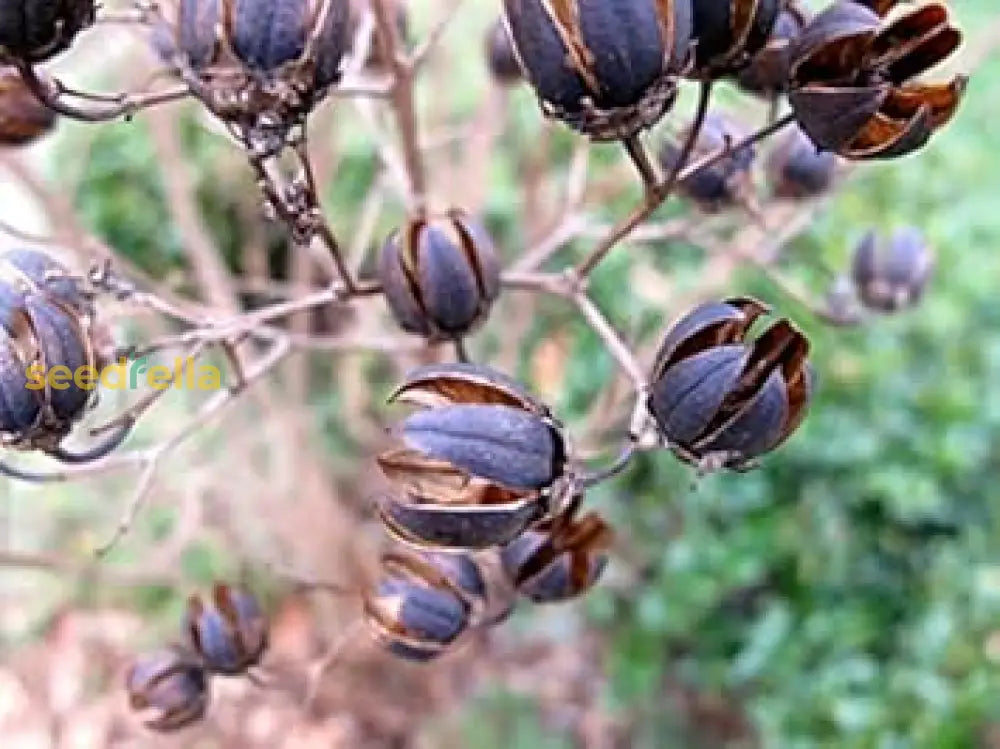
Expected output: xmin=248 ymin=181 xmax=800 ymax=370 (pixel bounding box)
xmin=501 ymin=508 xmax=612 ymax=604
xmin=788 ymin=1 xmax=965 ymax=159
xmin=647 ymin=297 xmax=813 ymax=471
xmin=767 ymin=124 xmax=838 ymax=199
xmin=735 ymin=3 xmax=807 ymax=96
xmin=660 ymin=114 xmax=756 ymax=212
xmin=484 ymin=18 xmax=521 ymax=85
xmin=182 ymin=584 xmax=268 ymax=675
xmin=850 ymin=228 xmax=932 ymax=313
xmin=164 ymin=0 xmax=352 ymax=153
xmin=501 ymin=0 xmax=693 ymax=140
xmin=126 ymin=648 xmax=209 ymax=732
xmin=376 ymin=363 xmax=570 ymax=550
xmin=688 ymin=0 xmax=779 ymax=77
xmin=363 ymin=549 xmax=487 ymax=661
xmin=0 ymin=0 xmax=95 ymax=63
xmin=379 ymin=210 xmax=500 ymax=341
xmin=0 ymin=67 xmax=56 ymax=146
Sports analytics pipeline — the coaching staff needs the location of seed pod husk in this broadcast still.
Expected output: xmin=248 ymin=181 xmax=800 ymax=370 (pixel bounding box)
xmin=501 ymin=0 xmax=693 ymax=140
xmin=0 ymin=0 xmax=95 ymax=63
xmin=182 ymin=583 xmax=268 ymax=675
xmin=379 ymin=211 xmax=500 ymax=341
xmin=690 ymin=0 xmax=780 ymax=77
xmin=735 ymin=3 xmax=807 ymax=96
xmin=0 ymin=67 xmax=57 ymax=146
xmin=126 ymin=648 xmax=209 ymax=732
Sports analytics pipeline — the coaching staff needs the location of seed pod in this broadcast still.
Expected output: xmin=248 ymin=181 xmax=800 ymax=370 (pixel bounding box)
xmin=126 ymin=648 xmax=209 ymax=732
xmin=0 ymin=68 xmax=57 ymax=146
xmin=363 ymin=549 xmax=487 ymax=661
xmin=660 ymin=114 xmax=756 ymax=212
xmin=0 ymin=0 xmax=95 ymax=63
xmin=1 ymin=248 xmax=90 ymax=315
xmin=850 ymin=228 xmax=932 ymax=313
xmin=484 ymin=18 xmax=521 ymax=85
xmin=788 ymin=1 xmax=965 ymax=159
xmin=735 ymin=3 xmax=807 ymax=96
xmin=376 ymin=363 xmax=569 ymax=550
xmin=501 ymin=0 xmax=693 ymax=140
xmin=689 ymin=0 xmax=780 ymax=77
xmin=379 ymin=211 xmax=500 ymax=341
xmin=647 ymin=297 xmax=813 ymax=471
xmin=501 ymin=508 xmax=612 ymax=604
xmin=767 ymin=125 xmax=838 ymax=199
xmin=182 ymin=584 xmax=268 ymax=675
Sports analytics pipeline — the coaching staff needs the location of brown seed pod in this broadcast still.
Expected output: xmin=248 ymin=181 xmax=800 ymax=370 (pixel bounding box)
xmin=182 ymin=583 xmax=269 ymax=675
xmin=788 ymin=0 xmax=965 ymax=160
xmin=0 ymin=0 xmax=95 ymax=63
xmin=689 ymin=0 xmax=781 ymax=78
xmin=376 ymin=363 xmax=572 ymax=550
xmin=363 ymin=548 xmax=488 ymax=661
xmin=647 ymin=297 xmax=813 ymax=471
xmin=501 ymin=0 xmax=693 ymax=140
xmin=379 ymin=210 xmax=500 ymax=341
xmin=0 ymin=67 xmax=57 ymax=146
xmin=735 ymin=2 xmax=808 ymax=97
xmin=126 ymin=647 xmax=209 ymax=732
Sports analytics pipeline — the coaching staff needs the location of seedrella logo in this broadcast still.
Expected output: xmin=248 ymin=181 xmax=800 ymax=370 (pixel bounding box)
xmin=25 ymin=356 xmax=224 ymax=392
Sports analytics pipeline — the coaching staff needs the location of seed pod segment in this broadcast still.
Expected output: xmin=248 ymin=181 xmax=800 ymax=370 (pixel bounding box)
xmin=364 ymin=549 xmax=487 ymax=661
xmin=788 ymin=0 xmax=965 ymax=159
xmin=376 ymin=364 xmax=570 ymax=550
xmin=0 ymin=67 xmax=57 ymax=146
xmin=126 ymin=648 xmax=209 ymax=732
xmin=0 ymin=0 xmax=95 ymax=63
xmin=379 ymin=211 xmax=501 ymax=341
xmin=647 ymin=297 xmax=813 ymax=471
xmin=182 ymin=583 xmax=268 ymax=675
xmin=851 ymin=228 xmax=933 ymax=313
xmin=501 ymin=508 xmax=613 ymax=603
xmin=501 ymin=0 xmax=694 ymax=140
xmin=767 ymin=124 xmax=838 ymax=199
xmin=735 ymin=2 xmax=807 ymax=96
xmin=690 ymin=0 xmax=780 ymax=77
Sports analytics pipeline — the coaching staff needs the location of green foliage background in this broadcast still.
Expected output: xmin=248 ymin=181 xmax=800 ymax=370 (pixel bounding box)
xmin=53 ymin=0 xmax=1000 ymax=745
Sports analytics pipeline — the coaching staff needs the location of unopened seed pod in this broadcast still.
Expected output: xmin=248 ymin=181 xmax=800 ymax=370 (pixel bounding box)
xmin=689 ymin=0 xmax=780 ymax=77
xmin=788 ymin=1 xmax=965 ymax=159
xmin=0 ymin=0 xmax=95 ymax=63
xmin=501 ymin=0 xmax=693 ymax=140
xmin=379 ymin=211 xmax=500 ymax=341
xmin=736 ymin=3 xmax=807 ymax=96
xmin=647 ymin=297 xmax=813 ymax=471
xmin=501 ymin=509 xmax=612 ymax=604
xmin=0 ymin=68 xmax=57 ymax=146
xmin=484 ymin=18 xmax=521 ymax=85
xmin=126 ymin=648 xmax=209 ymax=732
xmin=182 ymin=584 xmax=268 ymax=675
xmin=660 ymin=114 xmax=756 ymax=212
xmin=850 ymin=228 xmax=932 ymax=313
xmin=767 ymin=125 xmax=838 ymax=199
xmin=376 ymin=363 xmax=569 ymax=550
xmin=364 ymin=549 xmax=487 ymax=661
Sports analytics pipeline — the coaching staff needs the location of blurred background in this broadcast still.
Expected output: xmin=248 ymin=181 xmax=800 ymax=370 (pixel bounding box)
xmin=2 ymin=0 xmax=1000 ymax=746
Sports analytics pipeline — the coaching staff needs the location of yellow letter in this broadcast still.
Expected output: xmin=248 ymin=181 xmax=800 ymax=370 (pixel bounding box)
xmin=49 ymin=365 xmax=71 ymax=391
xmin=24 ymin=363 xmax=46 ymax=390
xmin=197 ymin=366 xmax=222 ymax=392
xmin=148 ymin=365 xmax=171 ymax=390
xmin=101 ymin=357 xmax=129 ymax=390
xmin=74 ymin=365 xmax=97 ymax=391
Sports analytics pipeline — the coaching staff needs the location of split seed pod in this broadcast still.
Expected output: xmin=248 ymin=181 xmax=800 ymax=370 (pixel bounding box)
xmin=126 ymin=648 xmax=209 ymax=732
xmin=379 ymin=211 xmax=500 ymax=341
xmin=485 ymin=18 xmax=521 ymax=85
xmin=788 ymin=1 xmax=965 ymax=159
xmin=0 ymin=68 xmax=57 ymax=146
xmin=736 ymin=2 xmax=807 ymax=96
xmin=851 ymin=228 xmax=932 ymax=312
xmin=767 ymin=124 xmax=838 ymax=199
xmin=501 ymin=0 xmax=693 ymax=140
xmin=364 ymin=549 xmax=487 ymax=661
xmin=660 ymin=114 xmax=756 ymax=212
xmin=376 ymin=363 xmax=570 ymax=550
xmin=182 ymin=583 xmax=268 ymax=675
xmin=501 ymin=507 xmax=612 ymax=603
xmin=0 ymin=0 xmax=95 ymax=63
xmin=647 ymin=297 xmax=813 ymax=471
xmin=689 ymin=0 xmax=780 ymax=77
